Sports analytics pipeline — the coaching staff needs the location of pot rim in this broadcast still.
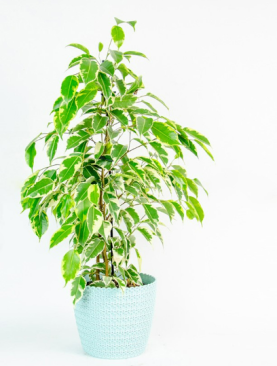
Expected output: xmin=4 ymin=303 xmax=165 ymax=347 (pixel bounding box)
xmin=84 ymin=273 xmax=156 ymax=292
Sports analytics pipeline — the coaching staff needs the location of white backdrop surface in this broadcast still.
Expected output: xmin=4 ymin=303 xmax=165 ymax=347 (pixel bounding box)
xmin=0 ymin=1 xmax=277 ymax=365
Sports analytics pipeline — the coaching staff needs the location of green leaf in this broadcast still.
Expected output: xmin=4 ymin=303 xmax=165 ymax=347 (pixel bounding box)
xmin=71 ymin=276 xmax=86 ymax=305
xmin=58 ymin=194 xmax=74 ymax=218
xmin=124 ymin=51 xmax=147 ymax=58
xmin=194 ymin=140 xmax=214 ymax=160
xmin=51 ymin=96 xmax=63 ymax=113
xmin=66 ymin=130 xmax=90 ymax=150
xmin=134 ymin=248 xmax=142 ymax=272
xmin=111 ymin=109 xmax=128 ymax=125
xmin=92 ymin=114 xmax=108 ymax=132
xmin=54 ymin=99 xmax=77 ymax=137
xmin=61 ymin=75 xmax=79 ymax=103
xmin=117 ymin=63 xmax=129 ymax=79
xmin=188 ymin=196 xmax=204 ymax=222
xmin=126 ymin=265 xmax=143 ymax=285
xmin=72 ymin=117 xmax=92 ymax=132
xmin=170 ymin=201 xmax=184 ymax=220
xmin=85 ymin=238 xmax=105 ymax=259
xmin=125 ymin=207 xmax=140 ymax=225
xmin=91 ymin=262 xmax=106 ymax=271
xmin=100 ymin=60 xmax=115 ymax=76
xmin=76 ymin=82 xmax=98 ymax=109
xmin=110 ymin=50 xmax=123 ymax=63
xmin=59 ymin=155 xmax=82 ymax=182
xmin=68 ymin=54 xmax=92 ymax=69
xmin=114 ymin=18 xmax=137 ymax=31
xmin=112 ymin=95 xmax=137 ymax=109
xmin=47 ymin=135 xmax=59 ymax=163
xmin=50 ymin=224 xmax=74 ymax=248
xmin=97 ymin=72 xmax=112 ymax=100
xmin=141 ymin=100 xmax=157 ymax=113
xmin=94 ymin=142 xmax=105 ymax=159
xmin=27 ymin=178 xmax=54 ymax=198
xmin=137 ymin=227 xmax=153 ymax=243
xmin=184 ymin=128 xmax=211 ymax=146
xmin=87 ymin=206 xmax=103 ymax=235
xmin=25 ymin=142 xmax=36 ymax=170
xmin=150 ymin=141 xmax=168 ymax=165
xmin=104 ymin=193 xmax=120 ymax=222
xmin=99 ymin=220 xmax=112 ymax=241
xmin=75 ymin=198 xmax=91 ymax=221
xmin=98 ymin=42 xmax=103 ymax=52
xmin=111 ymin=25 xmax=125 ymax=48
xmin=88 ymin=184 xmax=100 ymax=205
xmin=186 ymin=178 xmax=198 ymax=197
xmin=115 ymin=79 xmax=126 ymax=96
xmin=151 ymin=122 xmax=179 ymax=145
xmin=21 ymin=170 xmax=39 ymax=198
xmin=103 ymin=276 xmax=112 ymax=287
xmin=143 ymin=204 xmax=159 ymax=224
xmin=136 ymin=116 xmax=153 ymax=136
xmin=67 ymin=43 xmax=89 ymax=55
xmin=30 ymin=211 xmax=48 ymax=239
xmin=80 ymin=58 xmax=98 ymax=84
xmin=111 ymin=144 xmax=128 ymax=164
xmin=146 ymin=92 xmax=168 ymax=109
xmin=75 ymin=221 xmax=89 ymax=245
xmin=128 ymin=160 xmax=145 ymax=181
xmin=114 ymin=276 xmax=126 ymax=293
xmin=127 ymin=76 xmax=144 ymax=94
xmin=61 ymin=249 xmax=81 ymax=284
xmin=160 ymin=200 xmax=175 ymax=221
xmin=107 ymin=126 xmax=121 ymax=140
xmin=75 ymin=177 xmax=94 ymax=203
xmin=194 ymin=178 xmax=208 ymax=196
xmin=178 ymin=133 xmax=198 ymax=157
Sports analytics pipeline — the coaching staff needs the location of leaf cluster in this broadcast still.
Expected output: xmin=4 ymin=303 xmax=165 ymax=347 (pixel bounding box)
xmin=21 ymin=18 xmax=213 ymax=304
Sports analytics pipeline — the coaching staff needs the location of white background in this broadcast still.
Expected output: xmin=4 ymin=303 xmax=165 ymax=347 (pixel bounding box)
xmin=0 ymin=0 xmax=277 ymax=365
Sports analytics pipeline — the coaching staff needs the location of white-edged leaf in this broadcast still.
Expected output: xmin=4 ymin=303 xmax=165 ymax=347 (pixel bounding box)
xmin=88 ymin=184 xmax=100 ymax=204
xmin=146 ymin=92 xmax=168 ymax=109
xmin=47 ymin=135 xmax=59 ymax=163
xmin=66 ymin=130 xmax=90 ymax=150
xmin=85 ymin=238 xmax=105 ymax=259
xmin=50 ymin=224 xmax=74 ymax=248
xmin=92 ymin=114 xmax=108 ymax=132
xmin=151 ymin=122 xmax=179 ymax=145
xmin=97 ymin=72 xmax=112 ymax=100
xmin=136 ymin=116 xmax=153 ymax=136
xmin=184 ymin=128 xmax=211 ymax=146
xmin=61 ymin=249 xmax=81 ymax=284
xmin=67 ymin=43 xmax=89 ymax=55
xmin=80 ymin=58 xmax=98 ymax=84
xmin=27 ymin=178 xmax=54 ymax=198
xmin=61 ymin=75 xmax=79 ymax=103
xmin=111 ymin=144 xmax=128 ymax=164
xmin=111 ymin=25 xmax=125 ymax=48
xmin=59 ymin=155 xmax=82 ymax=182
xmin=71 ymin=276 xmax=86 ymax=305
xmin=87 ymin=206 xmax=103 ymax=234
xmin=76 ymin=82 xmax=98 ymax=109
xmin=100 ymin=60 xmax=115 ymax=76
xmin=75 ymin=177 xmax=94 ymax=203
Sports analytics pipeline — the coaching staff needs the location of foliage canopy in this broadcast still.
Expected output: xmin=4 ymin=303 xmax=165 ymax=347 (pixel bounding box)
xmin=21 ymin=18 xmax=213 ymax=304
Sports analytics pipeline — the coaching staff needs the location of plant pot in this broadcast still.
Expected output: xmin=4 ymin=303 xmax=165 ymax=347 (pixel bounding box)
xmin=74 ymin=273 xmax=156 ymax=359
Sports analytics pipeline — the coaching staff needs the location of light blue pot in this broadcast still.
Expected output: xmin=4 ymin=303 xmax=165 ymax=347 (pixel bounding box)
xmin=74 ymin=273 xmax=156 ymax=359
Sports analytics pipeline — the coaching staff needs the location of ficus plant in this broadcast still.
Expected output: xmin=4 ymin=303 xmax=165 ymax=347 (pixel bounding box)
xmin=21 ymin=18 xmax=213 ymax=305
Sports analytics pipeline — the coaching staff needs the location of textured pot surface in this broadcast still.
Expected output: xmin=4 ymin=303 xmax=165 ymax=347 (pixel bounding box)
xmin=74 ymin=273 xmax=157 ymax=359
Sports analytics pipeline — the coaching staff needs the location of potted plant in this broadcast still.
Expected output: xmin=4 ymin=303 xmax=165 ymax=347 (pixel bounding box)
xmin=21 ymin=18 xmax=213 ymax=359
